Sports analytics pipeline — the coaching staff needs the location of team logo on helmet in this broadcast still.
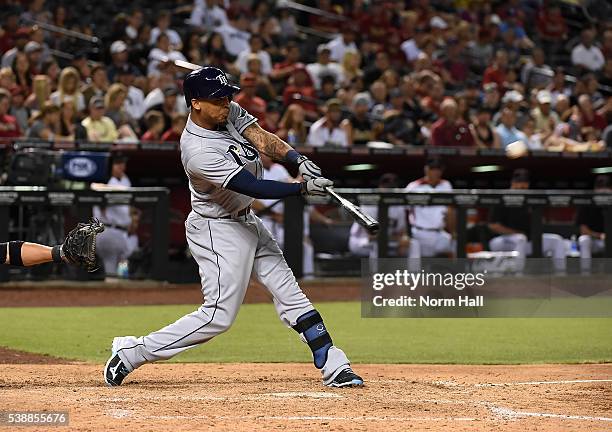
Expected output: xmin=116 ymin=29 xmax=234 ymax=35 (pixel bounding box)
xmin=215 ymin=74 xmax=228 ymax=86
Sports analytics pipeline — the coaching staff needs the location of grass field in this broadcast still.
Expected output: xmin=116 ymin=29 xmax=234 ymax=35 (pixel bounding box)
xmin=0 ymin=302 xmax=611 ymax=364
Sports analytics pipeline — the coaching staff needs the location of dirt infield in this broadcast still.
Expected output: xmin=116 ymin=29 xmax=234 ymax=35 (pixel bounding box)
xmin=0 ymin=279 xmax=360 ymax=307
xmin=0 ymin=363 xmax=610 ymax=431
xmin=1 ymin=281 xmax=611 ymax=430
xmin=0 ymin=347 xmax=69 ymax=364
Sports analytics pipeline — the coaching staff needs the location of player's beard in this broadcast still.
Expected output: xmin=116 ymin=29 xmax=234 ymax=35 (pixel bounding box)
xmin=218 ymin=108 xmax=229 ymax=124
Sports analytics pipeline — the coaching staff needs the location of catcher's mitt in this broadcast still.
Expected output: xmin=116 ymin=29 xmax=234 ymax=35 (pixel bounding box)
xmin=61 ymin=218 xmax=105 ymax=272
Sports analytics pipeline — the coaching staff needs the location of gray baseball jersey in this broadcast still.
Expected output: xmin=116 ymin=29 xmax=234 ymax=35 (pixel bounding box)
xmin=112 ymin=102 xmax=352 ymax=385
xmin=181 ymin=101 xmax=261 ymax=217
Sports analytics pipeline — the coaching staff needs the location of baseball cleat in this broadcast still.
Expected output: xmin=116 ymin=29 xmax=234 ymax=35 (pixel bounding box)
xmin=103 ymin=339 xmax=130 ymax=387
xmin=327 ymin=367 xmax=364 ymax=388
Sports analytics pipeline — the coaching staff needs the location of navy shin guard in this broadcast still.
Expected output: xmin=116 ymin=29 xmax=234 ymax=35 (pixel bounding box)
xmin=292 ymin=310 xmax=332 ymax=369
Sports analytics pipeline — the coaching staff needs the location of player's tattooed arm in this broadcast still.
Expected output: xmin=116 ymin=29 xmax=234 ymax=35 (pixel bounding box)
xmin=243 ymin=122 xmax=292 ymax=161
xmin=243 ymin=123 xmax=322 ymax=181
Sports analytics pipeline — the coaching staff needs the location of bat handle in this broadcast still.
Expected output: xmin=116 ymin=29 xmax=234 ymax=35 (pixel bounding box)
xmin=324 ymin=186 xmax=338 ymax=199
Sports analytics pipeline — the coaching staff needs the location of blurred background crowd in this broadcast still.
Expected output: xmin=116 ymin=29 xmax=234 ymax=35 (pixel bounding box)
xmin=0 ymin=0 xmax=610 ymax=281
xmin=0 ymin=0 xmax=609 ymax=151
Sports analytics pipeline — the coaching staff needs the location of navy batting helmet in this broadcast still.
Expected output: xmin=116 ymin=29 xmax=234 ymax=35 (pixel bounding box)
xmin=183 ymin=66 xmax=240 ymax=108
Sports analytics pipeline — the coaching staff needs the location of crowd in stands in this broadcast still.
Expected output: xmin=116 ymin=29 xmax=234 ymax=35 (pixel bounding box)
xmin=0 ymin=0 xmax=610 ymax=151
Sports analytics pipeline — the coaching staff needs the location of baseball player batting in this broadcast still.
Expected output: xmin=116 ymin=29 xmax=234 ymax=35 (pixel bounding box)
xmin=104 ymin=67 xmax=363 ymax=388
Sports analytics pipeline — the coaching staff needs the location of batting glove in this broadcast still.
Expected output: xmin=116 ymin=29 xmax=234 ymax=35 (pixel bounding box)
xmin=300 ymin=177 xmax=333 ymax=197
xmin=296 ymin=155 xmax=322 ymax=181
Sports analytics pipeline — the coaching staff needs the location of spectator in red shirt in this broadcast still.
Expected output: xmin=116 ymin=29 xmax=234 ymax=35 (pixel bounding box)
xmin=0 ymin=12 xmax=20 ymax=54
xmin=421 ymin=79 xmax=445 ymax=117
xmin=359 ymin=3 xmax=392 ymax=47
xmin=430 ymin=98 xmax=474 ymax=147
xmin=270 ymin=41 xmax=301 ymax=84
xmin=0 ymin=89 xmax=21 ymax=139
xmin=385 ymin=29 xmax=406 ymax=69
xmin=282 ymin=65 xmax=318 ymax=120
xmin=140 ymin=110 xmax=164 ymax=141
xmin=578 ymin=95 xmax=606 ymax=131
xmin=439 ymin=40 xmax=468 ymax=88
xmin=234 ymin=73 xmax=268 ymax=128
xmin=161 ymin=113 xmax=187 ymax=142
xmin=537 ymin=4 xmax=567 ymax=41
xmin=483 ymin=50 xmax=508 ymax=91
xmin=1 ymin=27 xmax=30 ymax=69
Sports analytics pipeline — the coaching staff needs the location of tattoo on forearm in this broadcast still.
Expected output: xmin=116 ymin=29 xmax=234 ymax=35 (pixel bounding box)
xmin=244 ymin=124 xmax=292 ymax=161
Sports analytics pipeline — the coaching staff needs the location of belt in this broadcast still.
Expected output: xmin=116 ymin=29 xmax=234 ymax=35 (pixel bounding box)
xmin=201 ymin=206 xmax=251 ymax=220
xmin=413 ymin=225 xmax=443 ymax=232
xmin=106 ymin=224 xmax=128 ymax=232
xmin=220 ymin=206 xmax=251 ymax=219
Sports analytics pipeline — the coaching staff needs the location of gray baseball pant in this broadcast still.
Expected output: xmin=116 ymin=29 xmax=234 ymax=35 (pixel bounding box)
xmin=114 ymin=212 xmax=350 ymax=383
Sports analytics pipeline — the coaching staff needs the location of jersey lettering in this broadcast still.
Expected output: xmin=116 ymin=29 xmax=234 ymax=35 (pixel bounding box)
xmin=226 ymin=144 xmax=244 ymax=166
xmin=239 ymin=142 xmax=258 ymax=161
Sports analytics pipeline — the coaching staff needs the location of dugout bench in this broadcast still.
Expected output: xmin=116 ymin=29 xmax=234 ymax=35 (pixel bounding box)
xmin=284 ymin=189 xmax=612 ymax=278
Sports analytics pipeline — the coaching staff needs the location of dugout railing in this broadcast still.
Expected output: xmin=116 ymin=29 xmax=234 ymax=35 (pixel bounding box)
xmin=0 ymin=186 xmax=169 ymax=282
xmin=2 ymin=140 xmax=611 ymax=190
xmin=283 ymin=189 xmax=612 ymax=278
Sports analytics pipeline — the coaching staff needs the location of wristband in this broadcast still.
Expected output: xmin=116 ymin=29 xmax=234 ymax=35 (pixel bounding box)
xmin=285 ymin=149 xmax=301 ymax=164
xmin=8 ymin=241 xmax=24 ymax=266
xmin=52 ymin=245 xmax=63 ymax=263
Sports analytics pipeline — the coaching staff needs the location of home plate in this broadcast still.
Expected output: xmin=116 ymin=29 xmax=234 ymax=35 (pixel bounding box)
xmin=262 ymin=392 xmax=343 ymax=399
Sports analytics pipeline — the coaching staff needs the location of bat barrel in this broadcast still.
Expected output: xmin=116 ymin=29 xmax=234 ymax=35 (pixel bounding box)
xmin=325 ymin=187 xmax=380 ymax=234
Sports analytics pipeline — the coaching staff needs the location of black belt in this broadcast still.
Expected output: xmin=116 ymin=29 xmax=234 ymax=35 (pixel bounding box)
xmin=107 ymin=224 xmax=128 ymax=232
xmin=215 ymin=206 xmax=251 ymax=220
xmin=413 ymin=225 xmax=443 ymax=232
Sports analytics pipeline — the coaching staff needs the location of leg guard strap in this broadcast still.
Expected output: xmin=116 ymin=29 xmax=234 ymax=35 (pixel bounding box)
xmin=292 ymin=311 xmax=324 ymax=334
xmin=308 ymin=333 xmax=332 ymax=352
xmin=293 ymin=310 xmax=333 ymax=369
